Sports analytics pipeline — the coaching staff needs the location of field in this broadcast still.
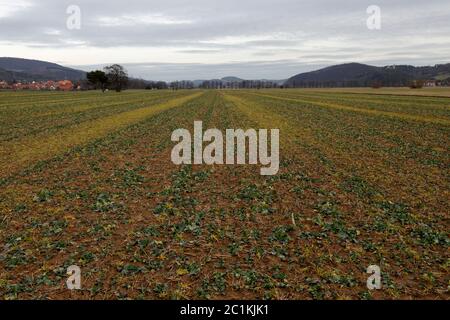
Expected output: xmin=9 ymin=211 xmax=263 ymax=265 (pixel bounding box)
xmin=0 ymin=88 xmax=449 ymax=300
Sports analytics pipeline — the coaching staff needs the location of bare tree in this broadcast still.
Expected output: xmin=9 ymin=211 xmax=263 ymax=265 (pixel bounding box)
xmin=104 ymin=64 xmax=128 ymax=92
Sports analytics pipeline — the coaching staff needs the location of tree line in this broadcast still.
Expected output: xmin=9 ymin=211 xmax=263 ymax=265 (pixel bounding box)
xmin=86 ymin=65 xmax=193 ymax=91
xmin=85 ymin=65 xmax=286 ymax=92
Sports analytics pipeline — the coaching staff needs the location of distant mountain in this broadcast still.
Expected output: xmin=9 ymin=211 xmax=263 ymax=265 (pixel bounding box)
xmin=285 ymin=63 xmax=450 ymax=87
xmin=0 ymin=57 xmax=86 ymax=81
xmin=0 ymin=67 xmax=32 ymax=82
xmin=221 ymin=76 xmax=285 ymax=84
xmin=221 ymin=76 xmax=244 ymax=82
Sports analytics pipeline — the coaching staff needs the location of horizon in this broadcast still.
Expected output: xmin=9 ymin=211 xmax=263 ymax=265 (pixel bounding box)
xmin=2 ymin=56 xmax=450 ymax=82
xmin=1 ymin=0 xmax=449 ymax=80
xmin=70 ymin=60 xmax=450 ymax=82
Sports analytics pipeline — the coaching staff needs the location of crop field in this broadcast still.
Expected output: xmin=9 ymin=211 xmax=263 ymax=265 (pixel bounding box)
xmin=0 ymin=89 xmax=449 ymax=300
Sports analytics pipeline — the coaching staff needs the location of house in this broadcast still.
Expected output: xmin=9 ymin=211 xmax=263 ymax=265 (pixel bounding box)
xmin=424 ymin=80 xmax=437 ymax=87
xmin=12 ymin=83 xmax=24 ymax=90
xmin=29 ymin=81 xmax=42 ymax=90
xmin=57 ymin=80 xmax=74 ymax=91
xmin=44 ymin=81 xmax=57 ymax=90
xmin=0 ymin=81 xmax=9 ymax=89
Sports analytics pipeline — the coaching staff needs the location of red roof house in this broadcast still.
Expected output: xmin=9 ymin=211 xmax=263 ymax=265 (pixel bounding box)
xmin=57 ymin=80 xmax=74 ymax=91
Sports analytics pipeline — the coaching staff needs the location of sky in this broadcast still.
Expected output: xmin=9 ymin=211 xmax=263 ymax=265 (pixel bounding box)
xmin=0 ymin=0 xmax=449 ymax=80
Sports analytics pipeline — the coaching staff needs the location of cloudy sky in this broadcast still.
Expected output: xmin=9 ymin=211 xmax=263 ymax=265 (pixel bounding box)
xmin=0 ymin=0 xmax=449 ymax=80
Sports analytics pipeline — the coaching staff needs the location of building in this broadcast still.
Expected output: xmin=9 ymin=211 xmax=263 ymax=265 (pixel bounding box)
xmin=57 ymin=80 xmax=74 ymax=91
xmin=12 ymin=83 xmax=25 ymax=90
xmin=29 ymin=81 xmax=43 ymax=90
xmin=424 ymin=80 xmax=437 ymax=87
xmin=0 ymin=81 xmax=9 ymax=89
xmin=45 ymin=81 xmax=57 ymax=90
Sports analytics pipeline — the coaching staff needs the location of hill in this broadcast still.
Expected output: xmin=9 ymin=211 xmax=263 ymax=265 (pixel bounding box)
xmin=0 ymin=57 xmax=86 ymax=81
xmin=0 ymin=67 xmax=32 ymax=82
xmin=221 ymin=76 xmax=244 ymax=82
xmin=285 ymin=62 xmax=450 ymax=87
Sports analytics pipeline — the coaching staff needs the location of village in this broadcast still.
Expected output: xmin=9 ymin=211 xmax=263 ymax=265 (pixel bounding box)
xmin=0 ymin=79 xmax=79 ymax=91
xmin=0 ymin=78 xmax=447 ymax=92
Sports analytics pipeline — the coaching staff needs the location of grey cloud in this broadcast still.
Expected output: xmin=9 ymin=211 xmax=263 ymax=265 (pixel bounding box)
xmin=0 ymin=0 xmax=449 ymax=79
xmin=177 ymin=49 xmax=222 ymax=54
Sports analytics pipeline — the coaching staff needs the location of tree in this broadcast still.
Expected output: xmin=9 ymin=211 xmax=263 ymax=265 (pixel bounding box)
xmin=409 ymin=80 xmax=424 ymax=89
xmin=104 ymin=64 xmax=128 ymax=92
xmin=155 ymin=81 xmax=168 ymax=90
xmin=87 ymin=70 xmax=108 ymax=92
xmin=145 ymin=81 xmax=168 ymax=90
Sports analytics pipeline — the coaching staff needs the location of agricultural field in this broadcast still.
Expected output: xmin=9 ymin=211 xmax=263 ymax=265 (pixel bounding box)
xmin=0 ymin=89 xmax=448 ymax=300
xmin=288 ymin=87 xmax=450 ymax=98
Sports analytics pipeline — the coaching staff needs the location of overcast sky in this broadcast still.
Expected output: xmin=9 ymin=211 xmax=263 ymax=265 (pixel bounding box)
xmin=0 ymin=0 xmax=449 ymax=80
